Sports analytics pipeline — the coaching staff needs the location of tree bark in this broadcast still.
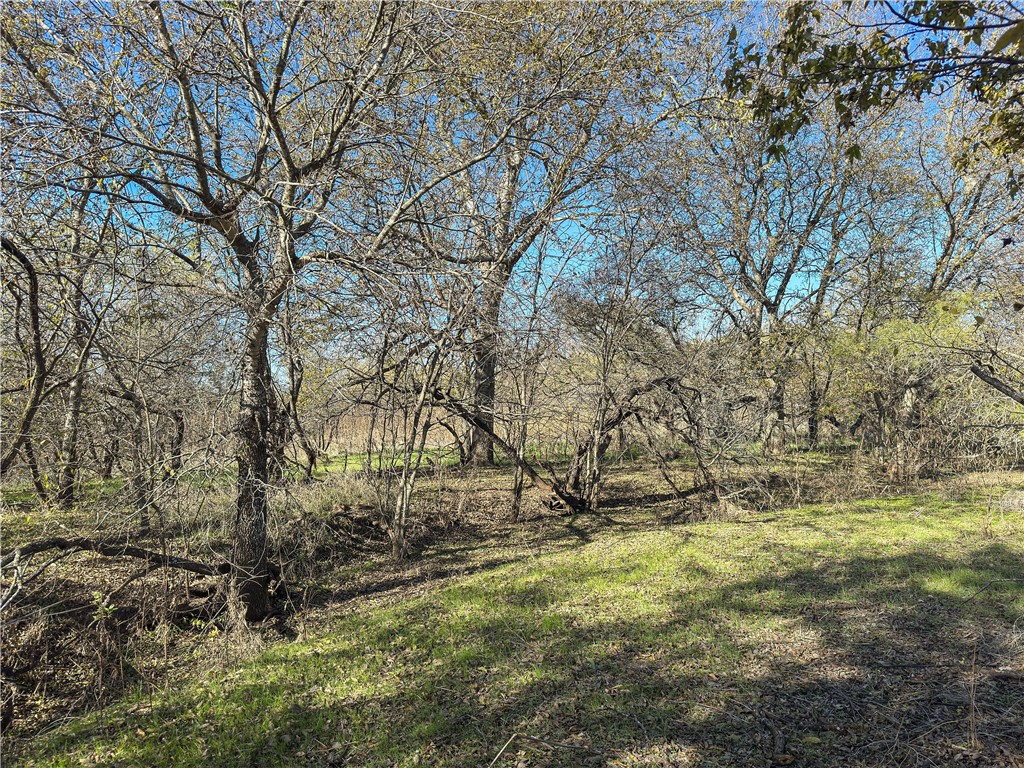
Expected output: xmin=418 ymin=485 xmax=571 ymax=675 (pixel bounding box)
xmin=466 ymin=268 xmax=506 ymax=466
xmin=808 ymin=378 xmax=821 ymax=449
xmin=465 ymin=129 xmax=529 ymax=466
xmin=0 ymin=237 xmax=48 ymax=478
xmin=1 ymin=536 xmax=228 ymax=577
xmin=56 ymin=279 xmax=90 ymax=509
xmin=234 ymin=318 xmax=274 ymax=621
xmin=98 ymin=437 xmax=117 ymax=481
xmin=970 ymin=364 xmax=1024 ymax=407
xmin=55 ymin=184 xmax=96 ymax=507
xmin=56 ymin=362 xmax=87 ymax=508
xmin=163 ymin=410 xmax=185 ymax=481
xmin=283 ymin=315 xmax=317 ymax=482
xmin=23 ymin=438 xmax=48 ymax=503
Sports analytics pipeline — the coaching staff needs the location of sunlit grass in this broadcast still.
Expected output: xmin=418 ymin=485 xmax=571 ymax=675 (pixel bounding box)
xmin=13 ymin=481 xmax=1023 ymax=767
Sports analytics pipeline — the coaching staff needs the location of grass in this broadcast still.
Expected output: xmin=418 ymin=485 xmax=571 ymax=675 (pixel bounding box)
xmin=313 ymin=446 xmax=465 ymax=478
xmin=0 ymin=478 xmax=129 ymax=543
xmin=1 ymin=476 xmax=126 ymax=508
xmin=10 ymin=476 xmax=1024 ymax=767
xmin=313 ymin=441 xmax=693 ymax=478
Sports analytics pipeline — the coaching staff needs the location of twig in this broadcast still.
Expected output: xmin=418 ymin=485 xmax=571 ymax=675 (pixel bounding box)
xmin=517 ymin=733 xmax=589 ymax=751
xmin=960 ymin=579 xmax=1024 ymax=604
xmin=598 ymin=704 xmax=650 ymax=741
xmin=738 ymin=703 xmax=786 ymax=757
xmin=487 ymin=734 xmax=518 ymax=768
xmin=487 ymin=732 xmax=591 ymax=767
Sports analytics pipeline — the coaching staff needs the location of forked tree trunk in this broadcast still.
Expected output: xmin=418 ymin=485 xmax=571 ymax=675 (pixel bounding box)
xmin=234 ymin=318 xmax=274 ymax=621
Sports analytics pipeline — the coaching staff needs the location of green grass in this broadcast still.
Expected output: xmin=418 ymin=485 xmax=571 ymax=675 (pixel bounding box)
xmin=0 ymin=477 xmax=131 ymax=542
xmin=1 ymin=476 xmax=126 ymax=507
xmin=314 ymin=446 xmax=464 ymax=478
xmin=11 ymin=486 xmax=1024 ymax=767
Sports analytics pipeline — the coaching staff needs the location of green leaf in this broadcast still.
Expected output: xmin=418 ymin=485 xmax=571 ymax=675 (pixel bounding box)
xmin=992 ymin=20 xmax=1024 ymax=54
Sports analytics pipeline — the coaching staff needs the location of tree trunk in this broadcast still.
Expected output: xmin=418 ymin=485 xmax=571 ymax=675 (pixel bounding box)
xmin=56 ymin=312 xmax=90 ymax=508
xmin=23 ymin=438 xmax=48 ymax=503
xmin=510 ymin=410 xmax=529 ymax=521
xmin=511 ymin=458 xmax=526 ymax=521
xmin=285 ymin=339 xmax=317 ymax=482
xmin=767 ymin=378 xmax=787 ymax=453
xmin=0 ymin=238 xmax=49 ymax=478
xmin=234 ymin=319 xmax=274 ymax=621
xmin=56 ymin=366 xmax=87 ymax=508
xmin=808 ymin=378 xmax=821 ymax=449
xmin=98 ymin=436 xmax=118 ymax=480
xmin=163 ymin=410 xmax=185 ymax=481
xmin=466 ymin=265 xmax=508 ymax=466
xmin=130 ymin=397 xmax=152 ymax=535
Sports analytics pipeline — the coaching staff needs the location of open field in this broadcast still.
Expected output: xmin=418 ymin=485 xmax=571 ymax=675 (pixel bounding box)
xmin=5 ymin=465 xmax=1023 ymax=767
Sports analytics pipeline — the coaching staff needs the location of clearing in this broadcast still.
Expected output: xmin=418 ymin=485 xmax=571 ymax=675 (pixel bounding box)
xmin=6 ymin=467 xmax=1023 ymax=767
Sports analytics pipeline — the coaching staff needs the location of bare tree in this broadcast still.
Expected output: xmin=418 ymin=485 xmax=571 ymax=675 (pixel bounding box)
xmin=3 ymin=2 xmax=552 ymax=618
xmin=447 ymin=3 xmax=687 ymax=465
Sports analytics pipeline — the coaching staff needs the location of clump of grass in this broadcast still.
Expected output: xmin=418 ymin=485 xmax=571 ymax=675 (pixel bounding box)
xmin=268 ymin=474 xmax=387 ymax=581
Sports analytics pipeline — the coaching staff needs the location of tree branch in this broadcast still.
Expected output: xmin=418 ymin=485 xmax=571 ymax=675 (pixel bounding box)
xmin=970 ymin=364 xmax=1024 ymax=407
xmin=0 ymin=536 xmax=230 ymax=578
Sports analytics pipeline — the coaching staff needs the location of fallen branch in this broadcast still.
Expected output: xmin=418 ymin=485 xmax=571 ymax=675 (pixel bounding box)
xmin=988 ymin=669 xmax=1024 ymax=682
xmin=0 ymin=537 xmax=230 ymax=578
xmin=738 ymin=703 xmax=787 ymax=760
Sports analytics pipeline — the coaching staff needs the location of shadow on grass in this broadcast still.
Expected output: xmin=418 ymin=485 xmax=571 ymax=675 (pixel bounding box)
xmin=18 ymin=528 xmax=1023 ymax=768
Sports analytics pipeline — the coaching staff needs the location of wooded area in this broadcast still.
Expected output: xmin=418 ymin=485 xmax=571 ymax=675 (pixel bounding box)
xmin=1 ymin=2 xmax=1023 ymax=766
